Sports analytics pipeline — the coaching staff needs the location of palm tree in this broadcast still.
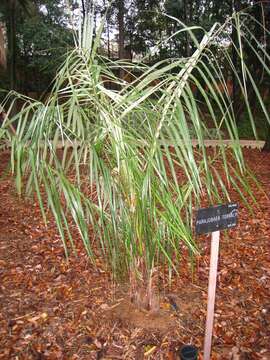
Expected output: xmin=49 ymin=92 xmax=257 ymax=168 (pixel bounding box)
xmin=0 ymin=9 xmax=269 ymax=310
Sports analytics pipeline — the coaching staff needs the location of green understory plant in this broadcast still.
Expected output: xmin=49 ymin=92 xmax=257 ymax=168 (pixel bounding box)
xmin=0 ymin=8 xmax=269 ymax=310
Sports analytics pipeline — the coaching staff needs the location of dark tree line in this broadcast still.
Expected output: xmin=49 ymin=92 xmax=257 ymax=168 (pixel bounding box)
xmin=0 ymin=0 xmax=269 ymax=148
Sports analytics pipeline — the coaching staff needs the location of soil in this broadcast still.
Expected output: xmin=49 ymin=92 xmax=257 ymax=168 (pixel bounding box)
xmin=0 ymin=149 xmax=270 ymax=359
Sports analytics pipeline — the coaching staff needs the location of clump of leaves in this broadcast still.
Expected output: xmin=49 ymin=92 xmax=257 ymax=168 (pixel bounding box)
xmin=0 ymin=8 xmax=269 ymax=309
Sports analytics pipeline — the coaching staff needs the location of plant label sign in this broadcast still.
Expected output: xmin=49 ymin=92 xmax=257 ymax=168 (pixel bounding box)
xmin=195 ymin=203 xmax=238 ymax=235
xmin=195 ymin=203 xmax=238 ymax=360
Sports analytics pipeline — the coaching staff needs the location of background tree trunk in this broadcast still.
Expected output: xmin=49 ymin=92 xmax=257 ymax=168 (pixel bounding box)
xmin=231 ymin=0 xmax=240 ymax=120
xmin=262 ymin=1 xmax=270 ymax=151
xmin=81 ymin=0 xmax=86 ymax=21
xmin=0 ymin=24 xmax=6 ymax=69
xmin=8 ymin=0 xmax=17 ymax=91
xmin=117 ymin=0 xmax=125 ymax=79
xmin=6 ymin=0 xmax=18 ymax=119
xmin=183 ymin=0 xmax=190 ymax=57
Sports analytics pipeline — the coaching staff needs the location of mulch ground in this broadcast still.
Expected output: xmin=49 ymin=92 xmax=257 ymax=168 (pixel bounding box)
xmin=0 ymin=149 xmax=269 ymax=359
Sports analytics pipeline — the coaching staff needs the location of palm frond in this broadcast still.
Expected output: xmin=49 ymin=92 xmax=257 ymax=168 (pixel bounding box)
xmin=0 ymin=8 xmax=269 ymax=290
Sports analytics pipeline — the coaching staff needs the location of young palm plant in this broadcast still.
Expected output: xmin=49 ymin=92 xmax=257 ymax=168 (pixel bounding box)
xmin=1 ymin=8 xmax=269 ymax=310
